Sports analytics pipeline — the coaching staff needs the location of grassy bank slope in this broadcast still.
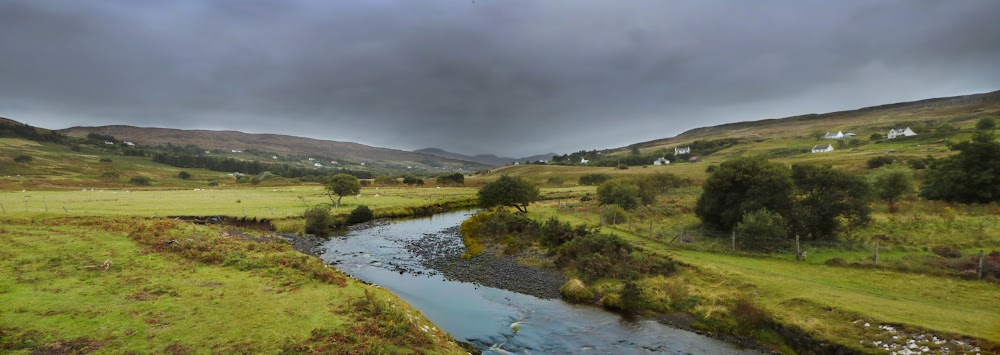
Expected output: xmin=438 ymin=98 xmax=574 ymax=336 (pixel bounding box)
xmin=0 ymin=217 xmax=464 ymax=353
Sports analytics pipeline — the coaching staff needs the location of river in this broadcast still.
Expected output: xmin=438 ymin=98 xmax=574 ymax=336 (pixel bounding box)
xmin=320 ymin=210 xmax=761 ymax=354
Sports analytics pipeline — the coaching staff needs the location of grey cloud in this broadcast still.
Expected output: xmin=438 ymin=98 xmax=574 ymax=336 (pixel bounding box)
xmin=1 ymin=0 xmax=998 ymax=156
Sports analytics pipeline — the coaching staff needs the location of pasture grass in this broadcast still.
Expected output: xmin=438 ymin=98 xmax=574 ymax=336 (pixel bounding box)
xmin=0 ymin=217 xmax=463 ymax=354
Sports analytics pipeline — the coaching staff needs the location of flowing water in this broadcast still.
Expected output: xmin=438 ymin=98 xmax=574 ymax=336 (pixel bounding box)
xmin=320 ymin=210 xmax=761 ymax=354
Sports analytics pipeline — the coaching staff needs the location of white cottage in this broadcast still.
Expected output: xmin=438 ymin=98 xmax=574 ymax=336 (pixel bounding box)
xmin=887 ymin=127 xmax=917 ymax=139
xmin=824 ymin=131 xmax=844 ymax=139
xmin=580 ymin=158 xmax=589 ymax=164
xmin=313 ymin=163 xmax=323 ymax=167
xmin=653 ymin=157 xmax=670 ymax=165
xmin=811 ymin=144 xmax=835 ymax=153
xmin=674 ymin=146 xmax=691 ymax=155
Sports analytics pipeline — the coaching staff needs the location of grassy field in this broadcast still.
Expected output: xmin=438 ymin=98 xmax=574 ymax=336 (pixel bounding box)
xmin=517 ymin=192 xmax=1000 ymax=352
xmin=0 ymin=217 xmax=464 ymax=354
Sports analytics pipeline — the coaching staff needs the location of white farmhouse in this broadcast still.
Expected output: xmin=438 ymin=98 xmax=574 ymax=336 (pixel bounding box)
xmin=653 ymin=157 xmax=670 ymax=165
xmin=104 ymin=141 xmax=115 ymax=145
xmin=272 ymin=155 xmax=278 ymax=159
xmin=675 ymin=146 xmax=691 ymax=155
xmin=307 ymin=158 xmax=315 ymax=161
xmin=887 ymin=127 xmax=917 ymax=139
xmin=231 ymin=149 xmax=242 ymax=153
xmin=313 ymin=163 xmax=323 ymax=167
xmin=580 ymin=157 xmax=589 ymax=164
xmin=123 ymin=141 xmax=135 ymax=146
xmin=513 ymin=161 xmax=520 ymax=165
xmin=811 ymin=144 xmax=835 ymax=153
xmin=824 ymin=131 xmax=844 ymax=139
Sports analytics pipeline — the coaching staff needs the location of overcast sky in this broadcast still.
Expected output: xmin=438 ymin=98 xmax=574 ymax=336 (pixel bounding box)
xmin=1 ymin=1 xmax=998 ymax=157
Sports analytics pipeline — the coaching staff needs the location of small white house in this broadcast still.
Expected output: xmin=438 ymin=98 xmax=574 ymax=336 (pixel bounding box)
xmin=231 ymin=149 xmax=242 ymax=153
xmin=811 ymin=144 xmax=835 ymax=153
xmin=123 ymin=141 xmax=135 ymax=146
xmin=824 ymin=131 xmax=844 ymax=139
xmin=580 ymin=158 xmax=589 ymax=164
xmin=307 ymin=157 xmax=315 ymax=161
xmin=272 ymin=155 xmax=278 ymax=159
xmin=513 ymin=161 xmax=520 ymax=165
xmin=104 ymin=141 xmax=114 ymax=145
xmin=675 ymin=146 xmax=691 ymax=155
xmin=887 ymin=127 xmax=917 ymax=139
xmin=313 ymin=163 xmax=323 ymax=167
xmin=653 ymin=157 xmax=670 ymax=165
xmin=330 ymin=160 xmax=339 ymax=165
xmin=360 ymin=162 xmax=366 ymax=166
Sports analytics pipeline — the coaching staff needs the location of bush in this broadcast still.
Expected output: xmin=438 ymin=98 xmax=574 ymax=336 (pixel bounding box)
xmin=867 ymin=156 xmax=895 ymax=169
xmin=706 ymin=165 xmax=718 ymax=173
xmin=346 ymin=205 xmax=374 ymax=224
xmin=99 ymin=158 xmax=113 ymax=163
xmin=177 ymin=171 xmax=191 ymax=179
xmin=600 ymin=204 xmax=629 ymax=225
xmin=207 ymin=180 xmax=219 ymax=187
xmin=374 ymin=176 xmax=398 ymax=185
xmin=70 ymin=145 xmax=82 ymax=152
xmin=555 ymin=233 xmax=675 ymax=281
xmin=977 ymin=117 xmax=996 ymax=130
xmin=13 ymin=154 xmax=32 ymax=163
xmin=129 ymin=176 xmax=152 ymax=186
xmin=578 ymin=173 xmax=612 ymax=186
xmin=303 ymin=205 xmax=333 ymax=235
xmin=734 ymin=210 xmax=788 ymax=253
xmin=596 ymin=180 xmax=640 ymax=210
xmin=560 ymin=279 xmax=594 ymax=302
xmin=617 ymin=164 xmax=629 ymax=170
xmin=546 ymin=176 xmax=565 ymax=186
xmin=540 ymin=217 xmax=587 ymax=248
xmin=437 ymin=172 xmax=464 ymax=185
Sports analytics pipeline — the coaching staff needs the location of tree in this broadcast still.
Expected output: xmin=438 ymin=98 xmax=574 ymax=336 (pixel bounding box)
xmin=437 ymin=172 xmax=465 ymax=185
xmin=790 ymin=164 xmax=872 ymax=240
xmin=694 ymin=156 xmax=794 ymax=230
xmin=177 ymin=171 xmax=191 ymax=179
xmin=478 ymin=175 xmax=540 ymax=213
xmin=976 ymin=117 xmax=996 ymax=131
xmin=596 ymin=180 xmax=640 ymax=210
xmin=326 ymin=173 xmax=361 ymax=208
xmin=129 ymin=176 xmax=152 ymax=186
xmin=921 ymin=131 xmax=1000 ymax=203
xmin=870 ymin=165 xmax=914 ymax=213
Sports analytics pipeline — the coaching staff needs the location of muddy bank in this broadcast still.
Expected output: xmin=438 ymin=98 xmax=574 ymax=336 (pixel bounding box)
xmin=405 ymin=226 xmax=567 ymax=299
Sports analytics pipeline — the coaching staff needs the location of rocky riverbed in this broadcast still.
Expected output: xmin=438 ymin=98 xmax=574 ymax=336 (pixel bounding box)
xmin=405 ymin=226 xmax=567 ymax=299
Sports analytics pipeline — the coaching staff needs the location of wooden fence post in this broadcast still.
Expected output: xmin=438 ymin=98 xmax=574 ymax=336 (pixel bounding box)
xmin=978 ymin=250 xmax=986 ymax=280
xmin=874 ymin=243 xmax=879 ymax=267
xmin=732 ymin=231 xmax=736 ymax=252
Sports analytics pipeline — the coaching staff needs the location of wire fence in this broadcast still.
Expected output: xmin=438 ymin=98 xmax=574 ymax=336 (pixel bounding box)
xmin=595 ymin=215 xmax=996 ymax=281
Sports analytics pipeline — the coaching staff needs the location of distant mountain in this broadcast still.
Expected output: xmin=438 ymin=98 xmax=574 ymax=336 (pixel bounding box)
xmin=61 ymin=125 xmax=491 ymax=171
xmin=415 ymin=148 xmax=556 ymax=166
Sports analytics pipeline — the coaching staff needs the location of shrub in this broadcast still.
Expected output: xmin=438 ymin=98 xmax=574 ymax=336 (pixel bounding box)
xmin=70 ymin=145 xmax=82 ymax=152
xmin=207 ymin=180 xmax=219 ymax=187
xmin=359 ymin=179 xmax=371 ymax=186
xmin=867 ymin=156 xmax=895 ymax=169
xmin=555 ymin=233 xmax=675 ymax=281
xmin=346 ymin=205 xmax=374 ymax=224
xmin=99 ymin=158 xmax=113 ymax=163
xmin=596 ymin=180 xmax=640 ymax=210
xmin=734 ymin=210 xmax=788 ymax=253
xmin=977 ymin=117 xmax=996 ymax=131
xmin=540 ymin=217 xmax=587 ymax=248
xmin=374 ymin=176 xmax=398 ymax=185
xmin=600 ymin=204 xmax=629 ymax=225
xmin=578 ymin=173 xmax=612 ymax=186
xmin=437 ymin=172 xmax=464 ymax=185
xmin=733 ymin=294 xmax=769 ymax=335
xmin=129 ymin=176 xmax=152 ymax=186
xmin=177 ymin=171 xmax=191 ymax=179
xmin=560 ymin=279 xmax=594 ymax=302
xmin=303 ymin=205 xmax=333 ymax=235
xmin=921 ymin=131 xmax=1000 ymax=204
xmin=706 ymin=165 xmax=718 ymax=173
xmin=617 ymin=164 xmax=629 ymax=170
xmin=13 ymin=154 xmax=32 ymax=163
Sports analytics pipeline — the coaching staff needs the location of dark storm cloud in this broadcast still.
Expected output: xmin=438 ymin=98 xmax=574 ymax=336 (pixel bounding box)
xmin=1 ymin=0 xmax=999 ymax=156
